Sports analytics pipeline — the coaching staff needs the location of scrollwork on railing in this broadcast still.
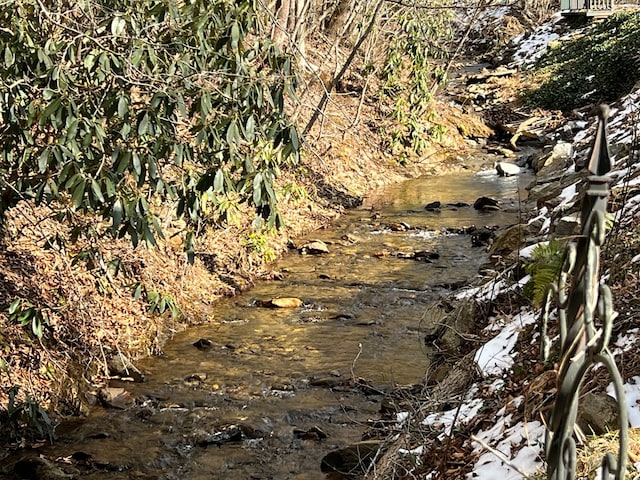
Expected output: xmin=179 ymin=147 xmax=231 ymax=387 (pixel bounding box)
xmin=540 ymin=105 xmax=628 ymax=480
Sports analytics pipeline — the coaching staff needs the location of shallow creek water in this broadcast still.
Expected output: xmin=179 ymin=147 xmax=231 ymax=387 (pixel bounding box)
xmin=5 ymin=166 xmax=532 ymax=480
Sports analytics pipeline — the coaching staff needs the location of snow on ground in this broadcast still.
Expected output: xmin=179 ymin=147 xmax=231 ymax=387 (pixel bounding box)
xmin=470 ymin=415 xmax=545 ymax=480
xmin=475 ymin=310 xmax=538 ymax=376
xmin=607 ymin=377 xmax=640 ymax=427
xmin=510 ymin=14 xmax=563 ymax=68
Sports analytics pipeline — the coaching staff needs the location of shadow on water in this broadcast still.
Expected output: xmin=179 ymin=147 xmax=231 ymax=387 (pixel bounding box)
xmin=1 ymin=168 xmax=531 ymax=480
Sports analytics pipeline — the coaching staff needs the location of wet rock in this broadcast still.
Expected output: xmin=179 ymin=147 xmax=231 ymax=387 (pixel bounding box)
xmin=388 ymin=222 xmax=411 ymax=231
xmin=495 ymin=161 xmax=521 ymax=177
xmin=554 ymin=214 xmax=580 ymax=236
xmin=424 ymin=201 xmax=442 ymax=211
xmin=577 ymin=393 xmax=620 ymax=435
xmin=97 ymin=387 xmax=134 ymax=410
xmin=107 ymin=355 xmax=144 ymax=382
xmin=528 ymin=172 xmax=582 ymax=209
xmin=320 ymin=440 xmax=384 ymax=474
xmin=194 ymin=424 xmax=243 ymax=447
xmin=330 ymin=313 xmax=355 ymax=321
xmin=341 ymin=233 xmax=359 ymax=243
xmin=318 ymin=273 xmax=332 ymax=279
xmin=438 ymin=300 xmax=478 ymax=354
xmin=446 ymin=202 xmax=470 ymax=208
xmin=355 ymin=319 xmax=379 ymax=326
xmin=13 ymin=457 xmax=78 ymax=480
xmin=260 ymin=297 xmax=304 ymax=308
xmin=414 ymin=250 xmax=440 ymax=261
xmin=532 ymin=141 xmax=574 ymax=173
xmin=293 ymin=425 xmax=328 ymax=441
xmin=193 ymin=338 xmax=213 ymax=349
xmin=489 ymin=224 xmax=527 ymax=257
xmin=183 ymin=373 xmax=207 ymax=387
xmin=298 ymin=240 xmax=329 ymax=255
xmin=473 ymin=196 xmax=500 ymax=211
xmin=310 ymin=376 xmax=348 ymax=388
xmin=470 ymin=227 xmax=494 ymax=247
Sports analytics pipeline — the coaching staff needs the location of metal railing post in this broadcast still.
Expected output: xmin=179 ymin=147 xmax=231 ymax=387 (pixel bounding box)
xmin=541 ymin=105 xmax=628 ymax=480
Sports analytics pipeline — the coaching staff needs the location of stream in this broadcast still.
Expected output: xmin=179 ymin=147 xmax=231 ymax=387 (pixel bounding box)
xmin=3 ymin=158 xmax=532 ymax=480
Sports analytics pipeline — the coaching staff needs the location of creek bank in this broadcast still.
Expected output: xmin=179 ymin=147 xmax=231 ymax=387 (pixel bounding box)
xmin=359 ymin=75 xmax=640 ymax=480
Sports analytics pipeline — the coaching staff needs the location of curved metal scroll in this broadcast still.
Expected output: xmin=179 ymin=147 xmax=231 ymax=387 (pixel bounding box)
xmin=540 ymin=104 xmax=628 ymax=480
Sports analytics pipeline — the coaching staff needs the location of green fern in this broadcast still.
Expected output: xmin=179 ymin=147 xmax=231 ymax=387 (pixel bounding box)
xmin=524 ymin=240 xmax=565 ymax=307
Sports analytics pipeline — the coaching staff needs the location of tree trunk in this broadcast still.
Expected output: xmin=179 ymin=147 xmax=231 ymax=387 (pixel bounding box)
xmin=324 ymin=0 xmax=352 ymax=38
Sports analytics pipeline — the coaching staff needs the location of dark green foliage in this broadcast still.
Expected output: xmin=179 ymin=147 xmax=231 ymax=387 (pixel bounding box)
xmin=8 ymin=299 xmax=48 ymax=338
xmin=527 ymin=12 xmax=640 ymax=111
xmin=0 ymin=386 xmax=54 ymax=445
xmin=524 ymin=239 xmax=565 ymax=307
xmin=0 ymin=0 xmax=299 ymax=248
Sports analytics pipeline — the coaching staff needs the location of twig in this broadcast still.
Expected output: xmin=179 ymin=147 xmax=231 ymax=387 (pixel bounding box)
xmin=470 ymin=434 xmax=533 ymax=478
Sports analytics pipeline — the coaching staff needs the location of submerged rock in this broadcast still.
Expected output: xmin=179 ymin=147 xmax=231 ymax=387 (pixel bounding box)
xmin=473 ymin=196 xmax=500 ymax=211
xmin=193 ymin=338 xmax=213 ymax=349
xmin=260 ymin=297 xmax=304 ymax=308
xmin=97 ymin=387 xmax=134 ymax=410
xmin=293 ymin=425 xmax=328 ymax=441
xmin=320 ymin=440 xmax=384 ymax=474
xmin=194 ymin=424 xmax=243 ymax=447
xmin=298 ymin=240 xmax=329 ymax=255
xmin=424 ymin=201 xmax=442 ymax=211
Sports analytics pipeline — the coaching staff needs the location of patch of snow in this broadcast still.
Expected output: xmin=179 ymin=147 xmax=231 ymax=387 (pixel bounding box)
xmin=613 ymin=329 xmax=639 ymax=351
xmin=510 ymin=15 xmax=561 ymax=68
xmin=607 ymin=376 xmax=640 ymax=427
xmin=399 ymin=445 xmax=425 ymax=455
xmin=475 ymin=311 xmax=537 ymax=376
xmin=519 ymin=241 xmax=547 ymax=258
xmin=556 ymin=183 xmax=579 ymax=209
xmin=422 ymin=397 xmax=484 ymax=441
xmin=470 ymin=419 xmax=545 ymax=480
xmin=396 ymin=411 xmax=410 ymax=425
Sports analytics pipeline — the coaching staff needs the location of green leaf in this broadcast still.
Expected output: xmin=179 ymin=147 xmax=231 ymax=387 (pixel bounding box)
xmin=112 ymin=199 xmax=123 ymax=229
xmin=4 ymin=46 xmax=14 ymax=67
xmin=71 ymin=180 xmax=86 ymax=208
xmin=111 ymin=16 xmax=126 ymax=36
xmin=118 ymin=96 xmax=128 ymax=118
xmin=213 ymin=169 xmax=224 ymax=193
xmin=132 ymin=152 xmax=142 ymax=177
xmin=226 ymin=120 xmax=239 ymax=145
xmin=230 ymin=22 xmax=240 ymax=49
xmin=138 ymin=112 xmax=150 ymax=136
xmin=38 ymin=149 xmax=49 ymax=173
xmin=253 ymin=173 xmax=262 ymax=205
xmin=91 ymin=179 xmax=104 ymax=203
xmin=8 ymin=299 xmax=21 ymax=315
xmin=40 ymin=98 xmax=62 ymax=124
xmin=245 ymin=115 xmax=255 ymax=141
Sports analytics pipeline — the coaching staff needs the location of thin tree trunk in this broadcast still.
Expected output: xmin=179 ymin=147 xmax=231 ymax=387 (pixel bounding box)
xmin=302 ymin=0 xmax=384 ymax=138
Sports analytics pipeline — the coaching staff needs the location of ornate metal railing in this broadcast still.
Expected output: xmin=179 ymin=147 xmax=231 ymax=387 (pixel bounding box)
xmin=540 ymin=105 xmax=628 ymax=480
